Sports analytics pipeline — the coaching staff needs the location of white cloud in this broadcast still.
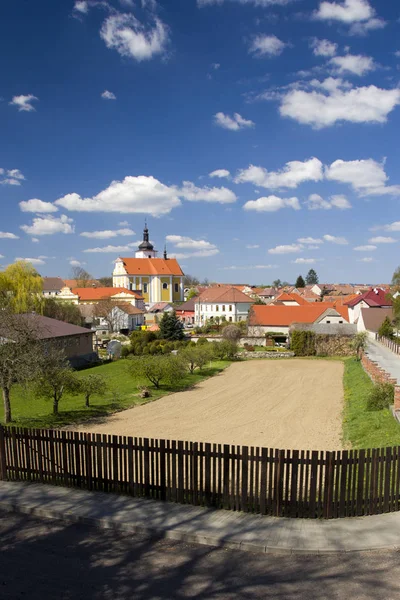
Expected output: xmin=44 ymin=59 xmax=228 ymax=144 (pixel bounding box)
xmin=235 ymin=157 xmax=323 ymax=189
xmin=100 ymin=12 xmax=169 ymax=62
xmin=292 ymin=258 xmax=321 ymax=264
xmin=119 ymin=220 xmax=129 ymax=226
xmin=179 ymin=181 xmax=237 ymax=203
xmin=55 ymin=176 xmax=181 ymax=216
xmin=198 ymin=0 xmax=294 ymax=5
xmin=298 ymin=237 xmax=323 ymax=244
xmin=15 ymin=257 xmax=45 ymax=265
xmin=101 ymin=90 xmax=117 ymax=100
xmin=310 ymin=38 xmax=337 ymax=57
xmin=323 ymin=234 xmax=348 ymax=244
xmin=314 ymin=0 xmax=374 ymax=23
xmin=211 ymin=62 xmax=220 ymax=70
xmin=243 ymin=195 xmax=300 ymax=212
xmin=221 ymin=264 xmax=278 ymax=270
xmin=246 ymin=244 xmax=260 ymax=249
xmin=325 ymin=159 xmax=400 ymax=196
xmin=279 ymin=79 xmax=400 ymax=128
xmin=330 ymin=54 xmax=376 ymax=76
xmin=9 ymin=95 xmax=38 ymax=112
xmin=166 ymin=235 xmax=219 ymax=258
xmin=74 ymin=1 xmax=89 ymax=13
xmin=69 ymin=259 xmax=86 ymax=267
xmin=268 ymin=244 xmax=303 ymax=254
xmin=80 ymin=228 xmax=135 ymax=238
xmin=20 ymin=215 xmax=74 ymax=236
xmin=209 ymin=169 xmax=230 ymax=179
xmin=354 ymin=245 xmax=377 ymax=251
xmin=369 ymin=236 xmax=396 ymax=244
xmin=84 ymin=244 xmax=135 ymax=253
xmin=19 ymin=199 xmax=59 ymax=213
xmin=0 ymin=232 xmax=19 ymax=239
xmin=349 ymin=17 xmax=386 ymax=36
xmin=306 ymin=193 xmax=351 ymax=210
xmin=0 ymin=168 xmax=25 ymax=186
xmin=31 ymin=238 xmax=39 ymax=243
xmin=359 ymin=257 xmax=374 ymax=262
xmin=330 ymin=194 xmax=352 ymax=209
xmin=249 ymin=35 xmax=286 ymax=58
xmin=214 ymin=112 xmax=255 ymax=131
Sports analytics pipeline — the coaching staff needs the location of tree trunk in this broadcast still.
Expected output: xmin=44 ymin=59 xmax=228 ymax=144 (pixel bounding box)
xmin=2 ymin=387 xmax=11 ymax=424
xmin=85 ymin=394 xmax=90 ymax=408
xmin=53 ymin=394 xmax=59 ymax=415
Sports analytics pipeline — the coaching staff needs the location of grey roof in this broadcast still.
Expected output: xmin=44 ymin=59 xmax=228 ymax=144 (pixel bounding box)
xmin=359 ymin=307 xmax=394 ymax=332
xmin=22 ymin=314 xmax=93 ymax=339
xmin=42 ymin=277 xmax=65 ymax=292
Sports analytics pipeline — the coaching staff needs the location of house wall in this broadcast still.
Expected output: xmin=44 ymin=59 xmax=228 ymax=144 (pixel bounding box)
xmin=194 ymin=301 xmax=252 ymax=325
xmin=348 ymin=300 xmax=368 ymax=324
xmin=247 ymin=324 xmax=290 ymax=336
xmin=319 ymin=314 xmax=347 ymax=324
xmin=48 ymin=333 xmax=94 ymax=360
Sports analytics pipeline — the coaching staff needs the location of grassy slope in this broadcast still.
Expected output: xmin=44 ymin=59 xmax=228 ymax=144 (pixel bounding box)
xmin=1 ymin=359 xmax=230 ymax=429
xmin=343 ymin=358 xmax=400 ymax=449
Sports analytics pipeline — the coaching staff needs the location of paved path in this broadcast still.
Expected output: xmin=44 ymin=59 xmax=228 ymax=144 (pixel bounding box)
xmin=366 ymin=338 xmax=400 ymax=384
xmin=2 ymin=510 xmax=400 ymax=599
xmin=2 ymin=481 xmax=400 ymax=554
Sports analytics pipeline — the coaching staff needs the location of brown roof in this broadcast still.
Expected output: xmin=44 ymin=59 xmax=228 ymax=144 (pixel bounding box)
xmin=147 ymin=302 xmax=172 ymax=313
xmin=176 ymin=298 xmax=197 ymax=312
xmin=63 ymin=279 xmax=100 ymax=288
xmin=120 ymin=258 xmax=184 ymax=276
xmin=359 ymin=308 xmax=394 ymax=332
xmin=19 ymin=314 xmax=93 ymax=339
xmin=42 ymin=277 xmax=65 ymax=292
xmin=199 ymin=287 xmax=254 ymax=304
xmin=113 ymin=303 xmax=145 ymax=315
xmin=249 ymin=304 xmax=349 ymax=327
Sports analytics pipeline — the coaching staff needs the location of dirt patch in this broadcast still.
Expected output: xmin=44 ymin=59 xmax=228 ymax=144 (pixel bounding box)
xmin=72 ymin=359 xmax=344 ymax=450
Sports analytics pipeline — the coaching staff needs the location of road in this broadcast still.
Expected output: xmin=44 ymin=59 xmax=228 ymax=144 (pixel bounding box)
xmin=0 ymin=510 xmax=399 ymax=599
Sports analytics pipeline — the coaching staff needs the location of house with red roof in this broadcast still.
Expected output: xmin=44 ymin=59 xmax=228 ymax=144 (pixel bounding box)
xmin=195 ymin=287 xmax=254 ymax=326
xmin=176 ymin=297 xmax=196 ymax=326
xmin=345 ymin=288 xmax=392 ymax=324
xmin=271 ymin=292 xmax=308 ymax=306
xmin=57 ymin=286 xmax=145 ymax=310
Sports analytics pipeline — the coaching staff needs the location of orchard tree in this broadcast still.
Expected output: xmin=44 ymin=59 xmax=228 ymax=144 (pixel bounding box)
xmin=179 ymin=346 xmax=211 ymax=374
xmin=306 ymin=269 xmax=319 ymax=285
xmin=78 ymin=374 xmax=107 ymax=407
xmin=159 ymin=310 xmax=184 ymax=340
xmin=295 ymin=275 xmax=305 ymax=288
xmin=0 ymin=261 xmax=43 ymax=313
xmin=34 ymin=347 xmax=78 ymax=415
xmin=129 ymin=355 xmax=185 ymax=389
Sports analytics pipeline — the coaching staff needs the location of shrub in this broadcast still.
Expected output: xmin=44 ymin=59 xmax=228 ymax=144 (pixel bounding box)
xmin=245 ymin=345 xmax=255 ymax=352
xmin=197 ymin=337 xmax=209 ymax=346
xmin=290 ymin=331 xmax=316 ymax=356
xmin=128 ymin=355 xmax=185 ymax=389
xmin=367 ymin=382 xmax=395 ymax=411
xmin=212 ymin=340 xmax=238 ymax=360
xmin=179 ymin=345 xmax=212 ymax=374
xmin=121 ymin=346 xmax=131 ymax=358
xmin=222 ymin=325 xmax=241 ymax=342
xmin=378 ymin=316 xmax=394 ymax=340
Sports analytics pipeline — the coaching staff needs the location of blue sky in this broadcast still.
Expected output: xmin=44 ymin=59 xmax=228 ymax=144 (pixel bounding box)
xmin=1 ymin=0 xmax=400 ymax=284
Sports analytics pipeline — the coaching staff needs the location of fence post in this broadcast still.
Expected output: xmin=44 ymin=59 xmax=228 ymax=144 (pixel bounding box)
xmin=144 ymin=438 xmax=150 ymax=498
xmin=0 ymin=426 xmax=6 ymax=481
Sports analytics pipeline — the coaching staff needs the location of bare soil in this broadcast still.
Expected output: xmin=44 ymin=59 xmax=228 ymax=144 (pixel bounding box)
xmin=73 ymin=359 xmax=344 ymax=450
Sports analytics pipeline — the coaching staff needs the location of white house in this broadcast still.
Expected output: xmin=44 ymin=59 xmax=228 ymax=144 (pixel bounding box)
xmin=110 ymin=304 xmax=145 ymax=332
xmin=194 ymin=287 xmax=254 ymax=326
xmin=346 ymin=288 xmax=392 ymax=324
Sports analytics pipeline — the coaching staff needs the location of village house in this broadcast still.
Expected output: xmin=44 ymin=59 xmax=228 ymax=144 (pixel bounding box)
xmin=110 ymin=304 xmax=145 ymax=333
xmin=345 ymin=288 xmax=392 ymax=324
xmin=194 ymin=287 xmax=254 ymax=326
xmin=145 ymin=302 xmax=174 ymax=326
xmin=113 ymin=224 xmax=184 ymax=305
xmin=271 ymin=292 xmax=308 ymax=306
xmin=42 ymin=277 xmax=65 ymax=297
xmin=356 ymin=307 xmax=394 ymax=337
xmin=56 ymin=286 xmax=145 ymax=310
xmin=175 ymin=297 xmax=196 ymax=326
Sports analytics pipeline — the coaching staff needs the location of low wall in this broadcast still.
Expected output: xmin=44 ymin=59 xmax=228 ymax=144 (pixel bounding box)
xmin=190 ymin=336 xmax=270 ymax=347
xmin=239 ymin=351 xmax=294 ymax=359
xmin=361 ymin=353 xmax=400 ymax=409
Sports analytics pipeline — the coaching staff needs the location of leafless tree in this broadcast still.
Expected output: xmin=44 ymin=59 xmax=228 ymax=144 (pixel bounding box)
xmin=71 ymin=266 xmax=93 ymax=288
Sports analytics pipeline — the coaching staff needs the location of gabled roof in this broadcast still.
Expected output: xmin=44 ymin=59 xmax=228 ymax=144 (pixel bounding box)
xmin=176 ymin=298 xmax=197 ymax=312
xmin=359 ymin=307 xmax=394 ymax=332
xmin=345 ymin=288 xmax=392 ymax=308
xmin=113 ymin=303 xmax=145 ymax=315
xmin=273 ymin=292 xmax=308 ymax=306
xmin=147 ymin=302 xmax=172 ymax=313
xmin=199 ymin=286 xmax=254 ymax=304
xmin=42 ymin=277 xmax=65 ymax=292
xmin=249 ymin=303 xmax=349 ymax=327
xmin=258 ymin=287 xmax=277 ymax=296
xmin=63 ymin=279 xmax=100 ymax=288
xmin=71 ymin=287 xmax=142 ymax=301
xmin=119 ymin=258 xmax=184 ymax=276
xmin=16 ymin=314 xmax=92 ymax=339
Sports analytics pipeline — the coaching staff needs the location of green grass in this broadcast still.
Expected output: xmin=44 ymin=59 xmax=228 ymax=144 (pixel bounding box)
xmin=1 ymin=359 xmax=231 ymax=430
xmin=343 ymin=358 xmax=400 ymax=449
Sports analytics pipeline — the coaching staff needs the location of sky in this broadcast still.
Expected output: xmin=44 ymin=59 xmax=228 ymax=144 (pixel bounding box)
xmin=1 ymin=0 xmax=400 ymax=284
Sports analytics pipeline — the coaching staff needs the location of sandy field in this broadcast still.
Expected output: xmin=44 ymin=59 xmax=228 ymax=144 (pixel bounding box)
xmin=73 ymin=359 xmax=344 ymax=450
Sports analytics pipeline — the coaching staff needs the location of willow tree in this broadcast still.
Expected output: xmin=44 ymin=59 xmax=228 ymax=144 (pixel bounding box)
xmin=0 ymin=261 xmax=43 ymax=313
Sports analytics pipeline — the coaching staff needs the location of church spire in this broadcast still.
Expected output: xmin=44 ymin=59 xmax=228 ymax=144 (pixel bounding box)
xmin=138 ymin=220 xmax=154 ymax=252
xmin=163 ymin=244 xmax=168 ymax=260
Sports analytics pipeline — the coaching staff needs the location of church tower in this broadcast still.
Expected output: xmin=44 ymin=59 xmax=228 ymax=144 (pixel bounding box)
xmin=135 ymin=221 xmax=158 ymax=259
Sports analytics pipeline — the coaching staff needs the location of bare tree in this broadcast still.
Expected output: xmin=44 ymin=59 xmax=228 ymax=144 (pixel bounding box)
xmin=71 ymin=266 xmax=93 ymax=288
xmin=93 ymin=299 xmax=120 ymax=333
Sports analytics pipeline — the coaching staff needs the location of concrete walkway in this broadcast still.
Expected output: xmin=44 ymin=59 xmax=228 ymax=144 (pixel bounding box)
xmin=366 ymin=338 xmax=400 ymax=384
xmin=2 ymin=481 xmax=400 ymax=554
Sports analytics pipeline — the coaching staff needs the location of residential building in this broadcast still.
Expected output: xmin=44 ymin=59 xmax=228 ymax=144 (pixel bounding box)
xmin=176 ymin=297 xmax=196 ymax=325
xmin=110 ymin=304 xmax=145 ymax=332
xmin=194 ymin=287 xmax=254 ymax=325
xmin=248 ymin=304 xmax=349 ymax=336
xmin=42 ymin=277 xmax=65 ymax=297
xmin=345 ymin=288 xmax=392 ymax=324
xmin=356 ymin=307 xmax=394 ymax=337
xmin=145 ymin=302 xmax=174 ymax=326
xmin=57 ymin=286 xmax=145 ymax=310
xmin=113 ymin=224 xmax=184 ymax=304
xmin=271 ymin=292 xmax=308 ymax=306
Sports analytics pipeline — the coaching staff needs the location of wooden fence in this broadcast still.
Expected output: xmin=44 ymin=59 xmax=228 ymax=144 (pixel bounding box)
xmin=376 ymin=335 xmax=400 ymax=355
xmin=1 ymin=426 xmax=400 ymax=519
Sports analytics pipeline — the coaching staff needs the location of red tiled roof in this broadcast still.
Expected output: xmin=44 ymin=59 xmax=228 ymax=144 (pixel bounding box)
xmin=345 ymin=288 xmax=392 ymax=308
xmin=72 ymin=287 xmax=142 ymax=301
xmin=199 ymin=286 xmax=254 ymax=304
xmin=120 ymin=258 xmax=184 ymax=276
xmin=63 ymin=279 xmax=100 ymax=288
xmin=249 ymin=304 xmax=349 ymax=326
xmin=273 ymin=292 xmax=308 ymax=306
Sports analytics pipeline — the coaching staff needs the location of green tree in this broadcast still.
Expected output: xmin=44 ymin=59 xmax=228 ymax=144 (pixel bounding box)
xmin=272 ymin=279 xmax=282 ymax=288
xmin=0 ymin=261 xmax=43 ymax=313
xmin=212 ymin=340 xmax=238 ymax=360
xmin=78 ymin=374 xmax=107 ymax=407
xmin=305 ymin=269 xmax=319 ymax=285
xmin=378 ymin=316 xmax=394 ymax=340
xmin=159 ymin=310 xmax=184 ymax=340
xmin=0 ymin=309 xmax=42 ymax=423
xmin=128 ymin=355 xmax=185 ymax=388
xmin=351 ymin=331 xmax=368 ymax=361
xmin=392 ymin=266 xmax=400 ymax=287
xmin=42 ymin=298 xmax=83 ymax=326
xmin=34 ymin=348 xmax=78 ymax=414
xmin=186 ymin=289 xmax=198 ymax=300
xmin=295 ymin=275 xmax=305 ymax=288
xmin=179 ymin=346 xmax=211 ymax=374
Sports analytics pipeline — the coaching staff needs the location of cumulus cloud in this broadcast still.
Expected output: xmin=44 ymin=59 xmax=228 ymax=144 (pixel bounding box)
xmin=268 ymin=244 xmax=303 ymax=254
xmin=0 ymin=232 xmax=19 ymax=239
xmin=330 ymin=54 xmax=376 ymax=76
xmin=235 ymin=157 xmax=323 ymax=189
xmin=209 ymin=169 xmax=230 ymax=179
xmin=323 ymin=234 xmax=348 ymax=245
xmin=359 ymin=257 xmax=374 ymax=262
xmin=166 ymin=235 xmax=219 ymax=258
xmin=325 ymin=159 xmax=400 ymax=196
xmin=20 ymin=215 xmax=74 ymax=236
xmin=368 ymin=236 xmax=396 ymax=244
xmin=221 ymin=264 xmax=278 ymax=270
xmin=101 ymin=90 xmax=117 ymax=100
xmin=292 ymin=258 xmax=321 ymax=264
xmin=243 ymin=195 xmax=300 ymax=212
xmin=306 ymin=193 xmax=351 ymax=210
xmin=84 ymin=244 xmax=136 ymax=253
xmin=179 ymin=181 xmax=237 ymax=203
xmin=314 ymin=0 xmax=373 ymax=23
xmin=15 ymin=257 xmax=45 ymax=265
xmin=354 ymin=245 xmax=377 ymax=251
xmin=214 ymin=112 xmax=255 ymax=131
xmin=74 ymin=1 xmax=89 ymax=13
xmin=9 ymin=95 xmax=38 ymax=112
xmin=19 ymin=199 xmax=58 ymax=213
xmin=249 ymin=34 xmax=286 ymax=58
xmin=0 ymin=168 xmax=25 ymax=186
xmin=80 ymin=228 xmax=135 ymax=238
xmin=279 ymin=79 xmax=400 ymax=128
xmin=100 ymin=12 xmax=169 ymax=62
xmin=246 ymin=244 xmax=260 ymax=249
xmin=310 ymin=38 xmax=337 ymax=57
xmin=298 ymin=237 xmax=323 ymax=244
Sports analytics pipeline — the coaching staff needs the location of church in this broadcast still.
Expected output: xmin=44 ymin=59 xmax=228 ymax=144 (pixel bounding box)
xmin=113 ymin=224 xmax=185 ymax=305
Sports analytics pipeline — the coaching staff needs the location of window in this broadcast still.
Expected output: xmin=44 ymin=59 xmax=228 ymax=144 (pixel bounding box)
xmin=339 ymin=320 xmax=343 ymax=324
xmin=326 ymin=320 xmax=331 ymax=324
xmin=216 ymin=305 xmax=219 ymax=312
xmin=229 ymin=317 xmax=232 ymax=322
xmin=222 ymin=305 xmax=225 ymax=311
xmin=162 ymin=282 xmax=168 ymax=290
xmin=229 ymin=305 xmax=232 ymax=311
xmin=143 ymin=283 xmax=148 ymax=294
xmin=175 ymin=283 xmax=179 ymax=293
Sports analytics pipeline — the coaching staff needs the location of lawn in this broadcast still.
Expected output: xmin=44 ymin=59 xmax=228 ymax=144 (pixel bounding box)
xmin=0 ymin=359 xmax=230 ymax=430
xmin=343 ymin=358 xmax=400 ymax=449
